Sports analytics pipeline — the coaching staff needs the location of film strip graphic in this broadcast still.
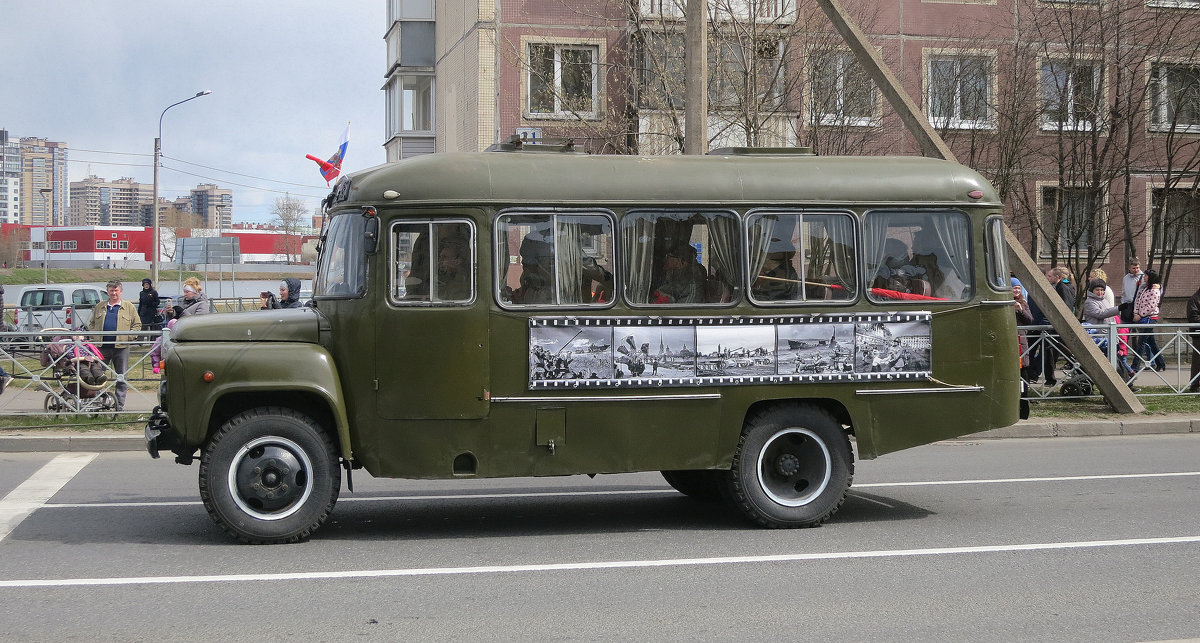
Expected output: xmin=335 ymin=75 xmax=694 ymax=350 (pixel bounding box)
xmin=528 ymin=313 xmax=932 ymax=390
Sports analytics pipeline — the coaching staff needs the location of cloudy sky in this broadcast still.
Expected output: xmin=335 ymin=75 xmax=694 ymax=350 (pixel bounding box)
xmin=2 ymin=1 xmax=386 ymax=223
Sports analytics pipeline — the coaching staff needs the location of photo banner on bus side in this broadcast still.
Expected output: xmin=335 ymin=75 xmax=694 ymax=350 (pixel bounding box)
xmin=528 ymin=313 xmax=932 ymax=389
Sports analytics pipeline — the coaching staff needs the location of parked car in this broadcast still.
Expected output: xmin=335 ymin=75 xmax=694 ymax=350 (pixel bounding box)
xmin=14 ymin=284 xmax=104 ymax=332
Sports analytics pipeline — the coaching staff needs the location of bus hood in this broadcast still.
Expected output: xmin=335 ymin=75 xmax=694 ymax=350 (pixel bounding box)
xmin=172 ymin=308 xmax=324 ymax=343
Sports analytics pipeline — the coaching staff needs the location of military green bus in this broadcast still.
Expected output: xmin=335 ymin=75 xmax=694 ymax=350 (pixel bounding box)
xmin=146 ymin=146 xmax=1023 ymax=544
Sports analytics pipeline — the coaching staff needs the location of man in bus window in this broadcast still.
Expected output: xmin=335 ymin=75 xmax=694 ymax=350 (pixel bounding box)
xmin=753 ymin=250 xmax=800 ymax=301
xmin=436 ymin=240 xmax=471 ymax=301
xmin=653 ymin=244 xmax=705 ymax=304
xmin=510 ymin=236 xmax=554 ymax=304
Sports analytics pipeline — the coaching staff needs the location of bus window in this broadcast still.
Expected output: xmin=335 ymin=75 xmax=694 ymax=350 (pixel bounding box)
xmin=622 ymin=210 xmax=741 ymax=306
xmin=865 ymin=210 xmax=972 ymax=302
xmin=985 ymin=216 xmax=1010 ymax=291
xmin=392 ymin=220 xmax=475 ymax=304
xmin=747 ymin=211 xmax=857 ymax=304
xmin=496 ymin=211 xmax=614 ymax=307
xmin=314 ymin=212 xmax=367 ymax=297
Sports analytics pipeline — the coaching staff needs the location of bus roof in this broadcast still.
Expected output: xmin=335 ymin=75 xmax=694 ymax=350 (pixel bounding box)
xmin=340 ymin=151 xmax=1001 ymax=210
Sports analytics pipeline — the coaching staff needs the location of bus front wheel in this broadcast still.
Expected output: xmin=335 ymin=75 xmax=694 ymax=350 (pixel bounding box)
xmin=727 ymin=405 xmax=853 ymax=528
xmin=199 ymin=407 xmax=341 ymax=544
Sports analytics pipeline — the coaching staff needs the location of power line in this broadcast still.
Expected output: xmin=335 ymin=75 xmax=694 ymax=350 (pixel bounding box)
xmin=65 ymin=158 xmax=153 ymax=169
xmin=161 ymin=154 xmax=324 ymax=188
xmin=160 ymin=164 xmax=327 ymax=199
xmin=68 ymin=147 xmax=152 ymax=157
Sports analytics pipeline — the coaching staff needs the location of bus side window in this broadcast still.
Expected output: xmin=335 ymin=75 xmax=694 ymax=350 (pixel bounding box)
xmin=865 ymin=210 xmax=972 ymax=302
xmin=747 ymin=211 xmax=856 ymax=304
xmin=622 ymin=210 xmax=741 ymax=306
xmin=496 ymin=212 xmax=614 ymax=308
xmin=392 ymin=220 xmax=475 ymax=304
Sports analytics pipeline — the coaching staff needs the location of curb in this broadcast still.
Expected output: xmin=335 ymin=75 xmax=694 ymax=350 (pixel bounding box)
xmin=2 ymin=417 xmax=1197 ymax=453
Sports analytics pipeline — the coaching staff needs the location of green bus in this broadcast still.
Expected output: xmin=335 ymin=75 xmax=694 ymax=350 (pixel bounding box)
xmin=147 ymin=145 xmax=1023 ymax=544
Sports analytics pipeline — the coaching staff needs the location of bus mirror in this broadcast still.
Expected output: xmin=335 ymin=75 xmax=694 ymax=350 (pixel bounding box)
xmin=364 ymin=216 xmax=379 ymax=255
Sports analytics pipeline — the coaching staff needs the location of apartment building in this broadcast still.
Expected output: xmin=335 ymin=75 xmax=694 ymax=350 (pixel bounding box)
xmin=0 ymin=131 xmax=19 ymax=224
xmin=190 ymin=183 xmax=233 ymax=229
xmin=389 ymin=0 xmax=1200 ymax=305
xmin=18 ymin=136 xmax=67 ymax=226
xmin=68 ymin=175 xmax=152 ymax=226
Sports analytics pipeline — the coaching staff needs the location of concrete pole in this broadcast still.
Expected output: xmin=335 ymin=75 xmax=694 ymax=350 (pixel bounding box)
xmin=813 ymin=0 xmax=1142 ymax=413
xmin=152 ymin=136 xmax=161 ymax=285
xmin=684 ymin=0 xmax=708 ymax=155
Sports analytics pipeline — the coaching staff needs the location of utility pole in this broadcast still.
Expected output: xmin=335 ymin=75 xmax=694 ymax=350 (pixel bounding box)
xmin=684 ymin=0 xmax=707 ymax=155
xmin=812 ymin=0 xmax=1142 ymax=413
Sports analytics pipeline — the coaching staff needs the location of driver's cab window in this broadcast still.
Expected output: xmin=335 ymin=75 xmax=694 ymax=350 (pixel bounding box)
xmin=314 ymin=210 xmax=368 ymax=297
xmin=496 ymin=212 xmax=615 ymax=308
xmin=392 ymin=219 xmax=475 ymax=305
xmin=864 ymin=210 xmax=972 ymax=302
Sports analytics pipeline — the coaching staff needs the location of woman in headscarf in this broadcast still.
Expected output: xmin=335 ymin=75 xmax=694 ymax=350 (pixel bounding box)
xmin=179 ymin=277 xmax=212 ymax=316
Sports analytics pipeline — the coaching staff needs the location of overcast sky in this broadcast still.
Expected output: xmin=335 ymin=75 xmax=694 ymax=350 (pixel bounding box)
xmin=2 ymin=1 xmax=386 ymax=223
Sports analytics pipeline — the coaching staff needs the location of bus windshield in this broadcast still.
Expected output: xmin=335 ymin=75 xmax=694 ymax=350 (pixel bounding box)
xmin=314 ymin=211 xmax=368 ymax=297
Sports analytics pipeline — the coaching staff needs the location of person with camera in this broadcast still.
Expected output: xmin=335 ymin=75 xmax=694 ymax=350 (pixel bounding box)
xmin=261 ymin=277 xmax=304 ymax=309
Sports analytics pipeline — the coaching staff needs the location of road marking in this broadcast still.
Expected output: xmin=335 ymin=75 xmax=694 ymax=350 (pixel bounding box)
xmin=0 ymin=453 xmax=97 ymax=544
xmin=0 ymin=535 xmax=1197 ymax=588
xmin=40 ymin=470 xmax=1200 ymax=510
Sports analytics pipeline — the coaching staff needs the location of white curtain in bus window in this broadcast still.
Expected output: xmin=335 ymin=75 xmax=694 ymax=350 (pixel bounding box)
xmin=747 ymin=212 xmax=857 ymax=304
xmin=864 ymin=210 xmax=972 ymax=302
xmin=496 ymin=212 xmax=614 ymax=307
xmin=621 ymin=210 xmax=741 ymax=305
xmin=392 ymin=221 xmax=474 ymax=304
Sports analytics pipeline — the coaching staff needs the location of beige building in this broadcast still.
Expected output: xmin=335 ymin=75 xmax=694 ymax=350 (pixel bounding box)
xmin=19 ymin=137 xmax=68 ymax=225
xmin=68 ymin=175 xmax=151 ymax=226
xmin=190 ymin=183 xmax=233 ymax=229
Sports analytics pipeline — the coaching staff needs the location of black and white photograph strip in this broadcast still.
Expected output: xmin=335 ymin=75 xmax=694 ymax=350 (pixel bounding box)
xmin=776 ymin=323 xmax=856 ymax=379
xmin=529 ymin=324 xmax=616 ymax=382
xmin=853 ymin=318 xmax=933 ymax=379
xmin=527 ymin=314 xmax=932 ymax=389
xmin=611 ymin=326 xmax=697 ymax=381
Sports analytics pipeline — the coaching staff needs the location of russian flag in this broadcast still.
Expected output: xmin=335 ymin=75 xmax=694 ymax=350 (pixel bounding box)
xmin=307 ymin=122 xmax=349 ymax=184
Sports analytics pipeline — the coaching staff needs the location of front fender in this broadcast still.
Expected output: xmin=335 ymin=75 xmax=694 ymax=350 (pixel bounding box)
xmin=164 ymin=342 xmax=352 ymax=458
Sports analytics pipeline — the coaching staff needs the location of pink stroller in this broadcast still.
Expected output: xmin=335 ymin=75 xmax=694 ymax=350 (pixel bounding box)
xmin=39 ymin=330 xmax=116 ymax=412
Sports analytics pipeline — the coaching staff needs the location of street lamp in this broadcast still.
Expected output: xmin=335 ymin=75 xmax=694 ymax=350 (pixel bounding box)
xmin=152 ymin=90 xmax=211 ymax=284
xmin=39 ymin=187 xmax=52 ymax=284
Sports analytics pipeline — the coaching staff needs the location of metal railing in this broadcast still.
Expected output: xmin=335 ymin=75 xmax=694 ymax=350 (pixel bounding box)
xmin=1018 ymin=322 xmax=1199 ymax=399
xmin=0 ymin=329 xmax=165 ymax=416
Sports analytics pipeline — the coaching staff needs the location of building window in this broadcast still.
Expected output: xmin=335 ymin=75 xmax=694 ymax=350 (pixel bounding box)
xmin=928 ymin=54 xmax=992 ymax=129
xmin=809 ymin=50 xmax=877 ymax=127
xmin=711 ymin=37 xmax=784 ymax=108
xmin=639 ymin=31 xmax=685 ymax=110
xmin=389 ymin=0 xmax=433 ymax=22
xmin=1149 ymin=63 xmax=1200 ymax=133
xmin=528 ymin=43 xmax=599 ymax=118
xmin=388 ymin=75 xmax=435 ymax=135
xmin=1152 ymin=188 xmax=1200 ymax=255
xmin=1041 ymin=186 xmax=1104 ymax=253
xmin=1041 ymin=60 xmax=1101 ymax=130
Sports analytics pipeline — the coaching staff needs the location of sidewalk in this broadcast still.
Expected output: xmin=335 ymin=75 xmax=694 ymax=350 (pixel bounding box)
xmin=1 ymin=415 xmax=1196 ymax=453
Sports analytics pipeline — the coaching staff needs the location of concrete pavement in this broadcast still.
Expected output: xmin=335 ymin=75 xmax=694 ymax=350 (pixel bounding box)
xmin=1 ymin=414 xmax=1196 ymax=453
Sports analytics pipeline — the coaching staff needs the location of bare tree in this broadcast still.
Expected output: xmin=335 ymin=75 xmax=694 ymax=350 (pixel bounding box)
xmin=270 ymin=195 xmax=307 ymax=263
xmin=160 ymin=206 xmax=204 ymax=262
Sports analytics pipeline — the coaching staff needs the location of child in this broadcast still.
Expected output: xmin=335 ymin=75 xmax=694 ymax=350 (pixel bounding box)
xmin=149 ymin=306 xmax=183 ymax=374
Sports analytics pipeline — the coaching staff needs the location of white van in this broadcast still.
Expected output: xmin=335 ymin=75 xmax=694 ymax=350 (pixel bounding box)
xmin=14 ymin=283 xmax=104 ymax=332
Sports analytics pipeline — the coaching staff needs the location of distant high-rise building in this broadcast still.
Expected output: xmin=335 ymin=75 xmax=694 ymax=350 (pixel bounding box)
xmin=190 ymin=183 xmax=232 ymax=228
xmin=19 ymin=136 xmax=68 ymax=225
xmin=68 ymin=175 xmax=152 ymax=226
xmin=0 ymin=130 xmax=19 ymax=224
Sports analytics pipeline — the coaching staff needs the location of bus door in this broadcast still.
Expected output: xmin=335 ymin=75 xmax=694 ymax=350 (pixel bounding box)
xmin=376 ymin=217 xmax=489 ymax=420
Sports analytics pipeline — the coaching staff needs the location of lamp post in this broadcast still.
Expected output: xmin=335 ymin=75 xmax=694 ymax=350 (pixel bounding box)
xmin=152 ymin=90 xmax=211 ymax=285
xmin=39 ymin=187 xmax=52 ymax=284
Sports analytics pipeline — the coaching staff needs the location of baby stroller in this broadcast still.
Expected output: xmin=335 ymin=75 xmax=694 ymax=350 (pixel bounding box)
xmin=1059 ymin=328 xmax=1135 ymax=397
xmin=39 ymin=329 xmax=116 ymax=412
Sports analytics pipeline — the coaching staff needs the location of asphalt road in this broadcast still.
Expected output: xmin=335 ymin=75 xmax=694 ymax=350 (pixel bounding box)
xmin=1 ymin=434 xmax=1198 ymax=641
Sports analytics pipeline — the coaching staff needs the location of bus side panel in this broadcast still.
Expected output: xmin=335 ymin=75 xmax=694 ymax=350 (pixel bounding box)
xmin=867 ymin=303 xmax=1019 ymax=456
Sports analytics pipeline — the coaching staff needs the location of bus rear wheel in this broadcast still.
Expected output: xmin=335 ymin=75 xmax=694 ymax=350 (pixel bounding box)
xmin=199 ymin=407 xmax=340 ymax=544
xmin=726 ymin=405 xmax=853 ymax=528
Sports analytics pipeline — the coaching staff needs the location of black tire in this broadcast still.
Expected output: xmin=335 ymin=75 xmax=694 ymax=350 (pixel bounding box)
xmin=199 ymin=407 xmax=341 ymax=544
xmin=661 ymin=470 xmax=726 ymax=503
xmin=725 ymin=405 xmax=854 ymax=528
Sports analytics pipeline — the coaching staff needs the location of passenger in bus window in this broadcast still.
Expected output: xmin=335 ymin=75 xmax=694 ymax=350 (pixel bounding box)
xmin=752 ymin=250 xmax=800 ymax=301
xmin=580 ymin=256 xmax=613 ymax=303
xmin=912 ymin=228 xmax=968 ymax=300
xmin=653 ymin=244 xmax=706 ymax=304
xmin=436 ymin=240 xmax=471 ymax=301
xmin=510 ymin=236 xmax=554 ymax=304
